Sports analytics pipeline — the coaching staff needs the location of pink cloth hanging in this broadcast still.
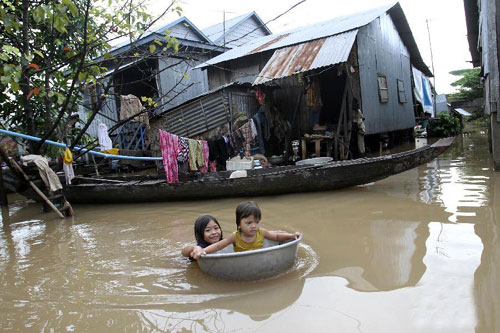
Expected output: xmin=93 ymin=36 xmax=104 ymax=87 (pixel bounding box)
xmin=158 ymin=129 xmax=179 ymax=183
xmin=199 ymin=140 xmax=216 ymax=173
xmin=200 ymin=141 xmax=216 ymax=173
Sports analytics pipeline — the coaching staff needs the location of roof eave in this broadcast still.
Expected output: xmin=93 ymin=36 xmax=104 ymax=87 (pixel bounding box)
xmin=212 ymin=12 xmax=272 ymax=45
xmin=463 ymin=0 xmax=480 ymax=67
xmin=387 ymin=3 xmax=433 ymax=77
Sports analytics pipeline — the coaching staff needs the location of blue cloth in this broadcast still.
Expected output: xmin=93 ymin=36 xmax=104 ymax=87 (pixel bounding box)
xmin=422 ymin=77 xmax=433 ymax=107
xmin=309 ymin=106 xmax=322 ymax=129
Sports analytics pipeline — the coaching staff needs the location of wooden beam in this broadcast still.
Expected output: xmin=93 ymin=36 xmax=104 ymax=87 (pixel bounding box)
xmin=6 ymin=155 xmax=65 ymax=219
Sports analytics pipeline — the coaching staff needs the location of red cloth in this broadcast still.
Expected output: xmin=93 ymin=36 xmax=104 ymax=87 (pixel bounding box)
xmin=158 ymin=129 xmax=179 ymax=183
xmin=256 ymin=87 xmax=265 ymax=106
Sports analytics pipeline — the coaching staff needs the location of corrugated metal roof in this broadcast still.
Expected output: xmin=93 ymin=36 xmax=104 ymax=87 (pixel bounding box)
xmin=104 ymin=17 xmax=215 ymax=60
xmin=197 ymin=2 xmax=432 ymax=77
xmin=202 ymin=11 xmax=271 ymax=45
xmin=254 ymin=30 xmax=358 ymax=85
xmin=199 ymin=4 xmax=393 ymax=68
xmin=455 ymin=108 xmax=472 ymax=116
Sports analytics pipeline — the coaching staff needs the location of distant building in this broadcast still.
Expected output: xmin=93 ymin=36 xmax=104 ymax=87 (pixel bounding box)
xmin=463 ymin=0 xmax=500 ymax=169
xmin=435 ymin=94 xmax=450 ymax=115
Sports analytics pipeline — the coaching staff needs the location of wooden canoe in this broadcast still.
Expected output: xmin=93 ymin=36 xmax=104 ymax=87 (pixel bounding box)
xmin=58 ymin=137 xmax=454 ymax=204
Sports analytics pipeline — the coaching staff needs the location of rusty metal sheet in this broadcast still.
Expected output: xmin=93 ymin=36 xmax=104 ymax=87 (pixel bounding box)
xmin=254 ymin=30 xmax=358 ymax=85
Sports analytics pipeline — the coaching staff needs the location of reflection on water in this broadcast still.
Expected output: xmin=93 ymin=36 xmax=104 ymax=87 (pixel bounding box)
xmin=0 ymin=132 xmax=499 ymax=331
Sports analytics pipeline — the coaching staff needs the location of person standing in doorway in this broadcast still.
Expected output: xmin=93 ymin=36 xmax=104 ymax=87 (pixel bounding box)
xmin=352 ymin=98 xmax=366 ymax=156
xmin=305 ymin=77 xmax=323 ymax=131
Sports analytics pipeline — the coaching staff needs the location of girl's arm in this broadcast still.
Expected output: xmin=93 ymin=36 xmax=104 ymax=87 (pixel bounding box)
xmin=181 ymin=245 xmax=203 ymax=258
xmin=191 ymin=234 xmax=235 ymax=260
xmin=262 ymin=228 xmax=301 ymax=242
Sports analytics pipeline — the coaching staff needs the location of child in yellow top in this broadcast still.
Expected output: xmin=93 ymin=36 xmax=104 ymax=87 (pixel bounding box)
xmin=191 ymin=201 xmax=301 ymax=259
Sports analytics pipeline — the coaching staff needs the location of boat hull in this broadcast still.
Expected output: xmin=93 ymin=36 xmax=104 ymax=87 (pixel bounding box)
xmin=197 ymin=236 xmax=302 ymax=280
xmin=61 ymin=137 xmax=454 ymax=204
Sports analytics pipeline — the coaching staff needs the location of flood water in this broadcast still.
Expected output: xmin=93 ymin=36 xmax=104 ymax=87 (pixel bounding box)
xmin=1 ymin=131 xmax=499 ymax=332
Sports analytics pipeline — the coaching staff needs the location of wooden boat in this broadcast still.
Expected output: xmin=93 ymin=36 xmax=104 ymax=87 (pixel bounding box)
xmin=56 ymin=137 xmax=454 ymax=204
xmin=197 ymin=236 xmax=302 ymax=280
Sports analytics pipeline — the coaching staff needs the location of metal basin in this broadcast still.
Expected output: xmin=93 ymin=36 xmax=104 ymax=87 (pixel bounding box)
xmin=197 ymin=235 xmax=302 ymax=280
xmin=295 ymin=157 xmax=333 ymax=165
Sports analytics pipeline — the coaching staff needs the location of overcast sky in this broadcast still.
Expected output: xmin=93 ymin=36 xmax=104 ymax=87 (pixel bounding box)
xmin=151 ymin=0 xmax=472 ymax=94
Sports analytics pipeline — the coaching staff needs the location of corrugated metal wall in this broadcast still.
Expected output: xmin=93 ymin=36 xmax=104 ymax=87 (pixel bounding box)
xmin=357 ymin=13 xmax=415 ymax=134
xmin=158 ymin=56 xmax=210 ymax=111
xmin=230 ymin=92 xmax=259 ymax=118
xmin=207 ymin=52 xmax=273 ymax=90
xmin=158 ymin=90 xmax=230 ymax=138
xmin=169 ymin=22 xmax=205 ymax=42
xmin=479 ymin=0 xmax=499 ymax=118
xmin=77 ymin=80 xmax=118 ymax=138
xmin=223 ymin=17 xmax=269 ymax=48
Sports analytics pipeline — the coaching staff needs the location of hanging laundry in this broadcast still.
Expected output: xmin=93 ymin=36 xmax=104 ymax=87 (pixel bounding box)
xmin=256 ymin=87 xmax=265 ymax=106
xmin=97 ymin=123 xmax=113 ymax=151
xmin=188 ymin=139 xmax=204 ymax=171
xmin=102 ymin=148 xmax=119 ymax=155
xmin=223 ymin=136 xmax=234 ymax=156
xmin=199 ymin=141 xmax=216 ymax=173
xmin=239 ymin=121 xmax=255 ymax=144
xmin=120 ymin=94 xmax=150 ymax=127
xmin=158 ymin=129 xmax=179 ymax=183
xmin=228 ymin=129 xmax=245 ymax=155
xmin=252 ymin=113 xmax=266 ymax=155
xmin=177 ymin=137 xmax=189 ymax=163
xmin=208 ymin=138 xmax=230 ymax=165
xmin=63 ymin=148 xmax=75 ymax=185
xmin=250 ymin=119 xmax=258 ymax=139
xmin=21 ymin=155 xmax=63 ymax=192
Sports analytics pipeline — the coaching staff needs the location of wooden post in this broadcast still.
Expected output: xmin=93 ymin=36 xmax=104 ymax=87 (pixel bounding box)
xmin=301 ymin=139 xmax=307 ymax=160
xmin=0 ymin=159 xmax=7 ymax=206
xmin=91 ymin=155 xmax=100 ymax=177
xmin=335 ymin=77 xmax=349 ymax=160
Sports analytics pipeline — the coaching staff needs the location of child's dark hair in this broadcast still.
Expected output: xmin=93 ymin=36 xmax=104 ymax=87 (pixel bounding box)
xmin=235 ymin=201 xmax=262 ymax=227
xmin=194 ymin=215 xmax=222 ymax=247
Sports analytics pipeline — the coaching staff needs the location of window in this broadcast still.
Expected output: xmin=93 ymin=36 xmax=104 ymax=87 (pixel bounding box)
xmin=377 ymin=74 xmax=388 ymax=103
xmin=397 ymin=79 xmax=407 ymax=103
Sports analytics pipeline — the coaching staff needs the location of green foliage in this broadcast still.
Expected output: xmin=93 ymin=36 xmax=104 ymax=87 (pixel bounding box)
xmin=466 ymin=107 xmax=486 ymax=122
xmin=0 ymin=0 xmax=180 ymax=153
xmin=448 ymin=67 xmax=483 ymax=100
xmin=429 ymin=112 xmax=461 ymax=137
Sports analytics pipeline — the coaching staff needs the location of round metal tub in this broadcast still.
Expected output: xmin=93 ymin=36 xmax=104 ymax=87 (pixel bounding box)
xmin=197 ymin=235 xmax=302 ymax=280
xmin=295 ymin=157 xmax=333 ymax=165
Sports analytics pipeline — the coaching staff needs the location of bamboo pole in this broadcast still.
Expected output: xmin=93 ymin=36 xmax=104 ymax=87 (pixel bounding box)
xmin=9 ymin=158 xmax=65 ymax=219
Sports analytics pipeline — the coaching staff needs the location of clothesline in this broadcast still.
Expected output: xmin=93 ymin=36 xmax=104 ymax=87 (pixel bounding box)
xmin=0 ymin=128 xmax=163 ymax=161
xmin=158 ymin=118 xmax=258 ymax=183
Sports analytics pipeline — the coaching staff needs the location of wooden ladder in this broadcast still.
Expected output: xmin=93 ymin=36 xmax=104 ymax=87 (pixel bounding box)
xmin=0 ymin=145 xmax=73 ymax=218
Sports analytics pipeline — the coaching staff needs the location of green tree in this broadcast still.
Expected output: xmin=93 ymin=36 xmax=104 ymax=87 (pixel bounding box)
xmin=0 ymin=0 xmax=181 ymax=154
xmin=448 ymin=67 xmax=483 ymax=100
xmin=429 ymin=112 xmax=461 ymax=137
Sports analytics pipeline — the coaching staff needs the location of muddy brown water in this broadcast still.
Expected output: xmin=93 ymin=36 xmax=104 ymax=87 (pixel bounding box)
xmin=1 ymin=131 xmax=499 ymax=332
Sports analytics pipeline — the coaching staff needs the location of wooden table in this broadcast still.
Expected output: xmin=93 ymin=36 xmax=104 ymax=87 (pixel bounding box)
xmin=301 ymin=136 xmax=334 ymax=160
